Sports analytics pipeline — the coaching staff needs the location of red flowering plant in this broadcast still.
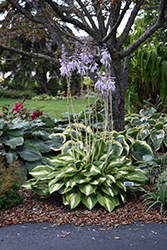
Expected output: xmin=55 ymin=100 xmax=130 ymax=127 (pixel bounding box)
xmin=0 ymin=100 xmax=44 ymax=121
xmin=31 ymin=110 xmax=44 ymax=120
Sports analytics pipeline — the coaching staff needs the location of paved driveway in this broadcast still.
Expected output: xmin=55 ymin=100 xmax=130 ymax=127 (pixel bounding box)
xmin=0 ymin=222 xmax=167 ymax=250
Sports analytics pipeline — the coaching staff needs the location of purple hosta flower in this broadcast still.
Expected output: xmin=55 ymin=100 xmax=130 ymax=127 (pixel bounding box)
xmin=60 ymin=44 xmax=71 ymax=77
xmin=69 ymin=43 xmax=81 ymax=72
xmin=80 ymin=44 xmax=94 ymax=65
xmin=95 ymin=72 xmax=115 ymax=96
xmin=100 ymin=45 xmax=111 ymax=68
xmin=89 ymin=61 xmax=99 ymax=73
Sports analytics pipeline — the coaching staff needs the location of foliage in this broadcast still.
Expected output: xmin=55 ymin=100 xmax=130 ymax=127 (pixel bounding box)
xmin=142 ymin=183 xmax=167 ymax=215
xmin=23 ymin=139 xmax=148 ymax=212
xmin=0 ymin=1 xmax=166 ymax=131
xmin=0 ymin=89 xmax=36 ymax=99
xmin=31 ymin=94 xmax=57 ymax=101
xmin=125 ymin=107 xmax=167 ymax=153
xmin=0 ymin=157 xmax=23 ymax=211
xmin=0 ymin=100 xmax=44 ymax=121
xmin=0 ymin=189 xmax=23 ymax=211
xmin=0 ymin=116 xmax=63 ymax=181
xmin=137 ymin=153 xmax=167 ymax=184
xmin=135 ymin=1 xmax=167 ymax=43
xmin=126 ymin=40 xmax=167 ymax=113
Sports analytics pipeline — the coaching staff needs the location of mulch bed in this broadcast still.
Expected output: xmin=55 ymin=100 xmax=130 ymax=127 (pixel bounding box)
xmin=0 ymin=184 xmax=167 ymax=228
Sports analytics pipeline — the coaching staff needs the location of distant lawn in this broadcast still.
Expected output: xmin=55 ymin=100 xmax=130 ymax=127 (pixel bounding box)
xmin=0 ymin=98 xmax=96 ymax=119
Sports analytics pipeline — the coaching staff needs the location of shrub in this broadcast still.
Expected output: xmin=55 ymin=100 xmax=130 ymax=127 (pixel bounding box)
xmin=0 ymin=90 xmax=36 ymax=99
xmin=0 ymin=157 xmax=23 ymax=211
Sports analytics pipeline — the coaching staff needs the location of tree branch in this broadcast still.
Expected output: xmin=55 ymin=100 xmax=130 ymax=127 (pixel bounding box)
xmin=46 ymin=0 xmax=99 ymax=41
xmin=103 ymin=0 xmax=131 ymax=43
xmin=116 ymin=2 xmax=143 ymax=50
xmin=7 ymin=0 xmax=41 ymax=23
xmin=119 ymin=14 xmax=167 ymax=59
xmin=0 ymin=44 xmax=58 ymax=64
xmin=76 ymin=0 xmax=99 ymax=33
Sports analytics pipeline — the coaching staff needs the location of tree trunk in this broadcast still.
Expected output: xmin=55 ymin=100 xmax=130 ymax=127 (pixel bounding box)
xmin=109 ymin=58 xmax=128 ymax=132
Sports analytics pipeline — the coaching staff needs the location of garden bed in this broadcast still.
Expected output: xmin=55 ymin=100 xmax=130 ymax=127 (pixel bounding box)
xmin=0 ymin=184 xmax=167 ymax=228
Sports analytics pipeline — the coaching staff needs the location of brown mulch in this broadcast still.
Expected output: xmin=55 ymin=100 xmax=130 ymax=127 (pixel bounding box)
xmin=0 ymin=184 xmax=167 ymax=228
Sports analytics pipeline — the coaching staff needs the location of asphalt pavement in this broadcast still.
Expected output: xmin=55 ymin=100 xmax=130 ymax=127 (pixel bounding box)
xmin=0 ymin=222 xmax=167 ymax=250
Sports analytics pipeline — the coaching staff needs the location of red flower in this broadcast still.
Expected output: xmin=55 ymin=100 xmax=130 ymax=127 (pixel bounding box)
xmin=13 ymin=102 xmax=23 ymax=113
xmin=31 ymin=111 xmax=44 ymax=120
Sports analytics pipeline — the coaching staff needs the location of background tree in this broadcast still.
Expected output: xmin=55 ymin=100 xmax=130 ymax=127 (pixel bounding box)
xmin=0 ymin=0 xmax=167 ymax=131
xmin=136 ymin=0 xmax=167 ymax=42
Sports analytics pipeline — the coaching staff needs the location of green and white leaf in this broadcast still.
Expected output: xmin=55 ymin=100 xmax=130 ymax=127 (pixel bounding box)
xmin=30 ymin=165 xmax=53 ymax=179
xmin=81 ymin=194 xmax=97 ymax=210
xmin=64 ymin=191 xmax=81 ymax=209
xmin=79 ymin=184 xmax=97 ymax=196
xmin=150 ymin=129 xmax=165 ymax=151
xmin=49 ymin=181 xmax=64 ymax=194
xmin=97 ymin=193 xmax=116 ymax=212
xmin=130 ymin=140 xmax=153 ymax=162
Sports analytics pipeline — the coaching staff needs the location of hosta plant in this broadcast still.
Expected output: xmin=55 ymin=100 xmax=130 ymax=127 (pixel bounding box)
xmin=125 ymin=107 xmax=167 ymax=153
xmin=23 ymin=139 xmax=148 ymax=212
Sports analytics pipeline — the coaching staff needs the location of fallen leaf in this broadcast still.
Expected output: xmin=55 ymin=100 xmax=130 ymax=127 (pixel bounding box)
xmin=114 ymin=237 xmax=120 ymax=240
xmin=61 ymin=235 xmax=66 ymax=237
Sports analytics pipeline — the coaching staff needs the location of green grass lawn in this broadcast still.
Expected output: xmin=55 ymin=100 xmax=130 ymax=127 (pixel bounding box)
xmin=0 ymin=98 xmax=96 ymax=119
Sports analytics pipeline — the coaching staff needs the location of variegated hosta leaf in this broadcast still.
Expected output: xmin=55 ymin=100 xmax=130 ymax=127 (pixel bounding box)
xmin=49 ymin=133 xmax=66 ymax=143
xmin=127 ymin=127 xmax=141 ymax=136
xmin=48 ymin=133 xmax=66 ymax=151
xmin=115 ymin=170 xmax=129 ymax=179
xmin=49 ymin=181 xmax=64 ymax=194
xmin=64 ymin=191 xmax=81 ymax=209
xmin=115 ymin=181 xmax=127 ymax=192
xmin=106 ymin=174 xmax=116 ymax=183
xmin=79 ymin=184 xmax=97 ymax=196
xmin=29 ymin=165 xmax=53 ymax=179
xmin=119 ymin=190 xmax=126 ymax=203
xmin=130 ymin=140 xmax=154 ymax=162
xmin=124 ymin=170 xmax=148 ymax=183
xmin=32 ymin=187 xmax=50 ymax=197
xmin=81 ymin=194 xmax=97 ymax=210
xmin=63 ymin=128 xmax=82 ymax=141
xmin=76 ymin=177 xmax=92 ymax=184
xmin=140 ymin=107 xmax=155 ymax=118
xmin=61 ymin=140 xmax=82 ymax=154
xmin=84 ymin=165 xmax=101 ymax=177
xmin=90 ymin=177 xmax=106 ymax=185
xmin=163 ymin=134 xmax=167 ymax=148
xmin=22 ymin=178 xmax=37 ymax=189
xmin=137 ymin=128 xmax=150 ymax=141
xmin=48 ymin=177 xmax=59 ymax=187
xmin=100 ymin=185 xmax=115 ymax=197
xmin=49 ymin=154 xmax=74 ymax=166
xmin=107 ymin=141 xmax=123 ymax=157
xmin=58 ymin=186 xmax=73 ymax=194
xmin=97 ymin=193 xmax=116 ymax=212
xmin=92 ymin=139 xmax=106 ymax=161
xmin=150 ymin=129 xmax=165 ymax=151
